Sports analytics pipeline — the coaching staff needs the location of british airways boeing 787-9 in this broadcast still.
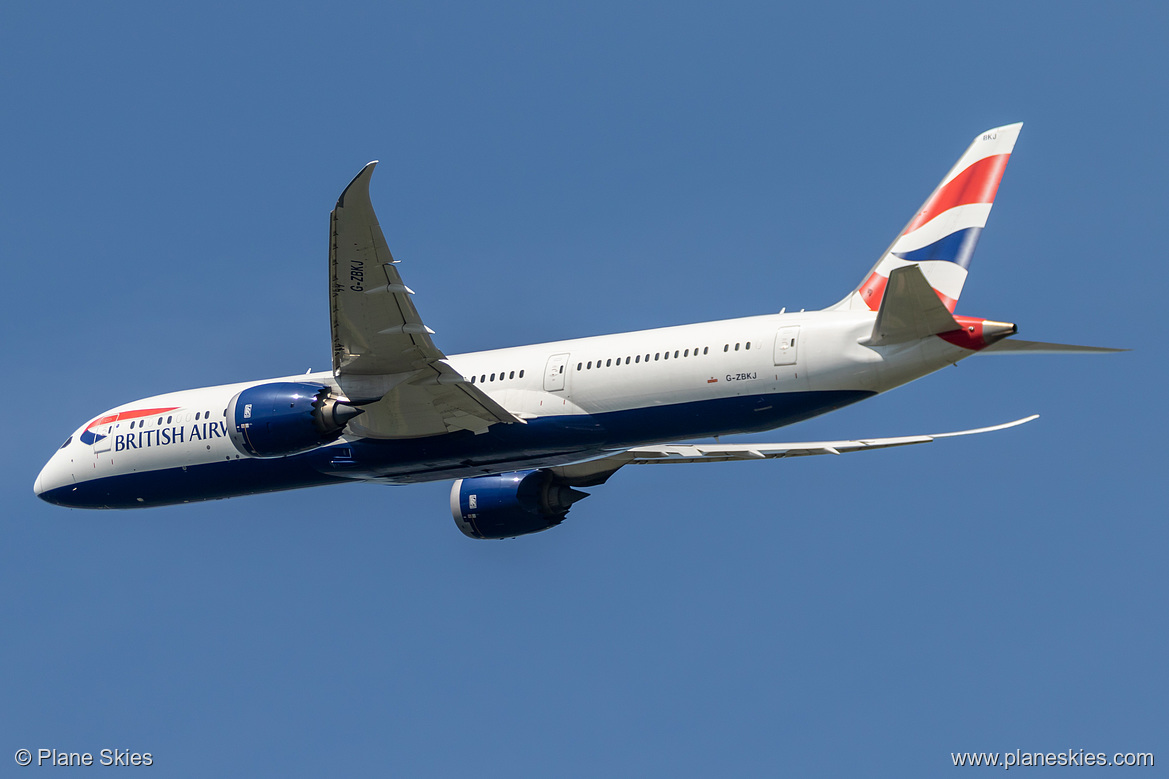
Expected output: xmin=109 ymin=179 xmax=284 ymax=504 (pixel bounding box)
xmin=34 ymin=124 xmax=1120 ymax=538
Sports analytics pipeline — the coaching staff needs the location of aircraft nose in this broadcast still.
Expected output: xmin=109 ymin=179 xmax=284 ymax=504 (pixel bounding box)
xmin=34 ymin=457 xmax=69 ymax=505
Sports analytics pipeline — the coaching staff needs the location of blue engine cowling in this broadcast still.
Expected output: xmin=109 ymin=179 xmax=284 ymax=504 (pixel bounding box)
xmin=227 ymin=382 xmax=363 ymax=458
xmin=450 ymin=470 xmax=589 ymax=539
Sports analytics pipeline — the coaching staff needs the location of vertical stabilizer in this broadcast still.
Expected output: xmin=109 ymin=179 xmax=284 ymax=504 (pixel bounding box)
xmin=832 ymin=123 xmax=1023 ymax=313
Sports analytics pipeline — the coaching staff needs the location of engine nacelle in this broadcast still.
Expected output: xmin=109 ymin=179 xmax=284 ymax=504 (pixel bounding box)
xmin=450 ymin=470 xmax=589 ymax=539
xmin=227 ymin=382 xmax=362 ymax=458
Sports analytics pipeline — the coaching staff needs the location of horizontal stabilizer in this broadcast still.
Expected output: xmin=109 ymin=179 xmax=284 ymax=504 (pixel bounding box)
xmin=867 ymin=265 xmax=960 ymax=346
xmin=979 ymin=339 xmax=1128 ymax=355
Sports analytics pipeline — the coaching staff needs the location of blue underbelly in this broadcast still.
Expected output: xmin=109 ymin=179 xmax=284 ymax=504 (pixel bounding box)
xmin=41 ymin=390 xmax=872 ymax=508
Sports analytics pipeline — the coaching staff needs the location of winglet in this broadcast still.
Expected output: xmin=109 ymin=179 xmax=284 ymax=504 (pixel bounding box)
xmin=929 ymin=414 xmax=1038 ymax=439
xmin=335 ymin=161 xmax=379 ymax=209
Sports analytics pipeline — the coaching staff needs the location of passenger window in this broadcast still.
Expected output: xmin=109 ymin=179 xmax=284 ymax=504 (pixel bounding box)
xmin=577 ymin=363 xmax=582 ymax=371
xmin=509 ymin=371 xmax=515 ymax=379
xmin=746 ymin=342 xmax=751 ymax=350
xmin=724 ymin=345 xmax=729 ymax=352
xmin=635 ymin=355 xmax=641 ymax=363
xmin=735 ymin=343 xmax=740 ymax=351
xmin=519 ymin=370 xmax=525 ymax=378
xmin=167 ymin=416 xmax=172 ymax=424
xmin=194 ymin=413 xmax=200 ymax=421
xmin=587 ymin=361 xmax=592 ymax=369
xmin=654 ymin=353 xmax=660 ymax=361
xmin=470 ymin=376 xmax=476 ymax=384
xmin=703 ymin=347 xmax=709 ymax=355
xmin=684 ymin=349 xmax=689 ymax=357
xmin=625 ymin=357 xmax=630 ymax=365
xmin=480 ymin=375 xmax=486 ymax=383
xmin=673 ymin=350 xmax=679 ymax=358
xmin=606 ymin=359 xmax=611 ymax=367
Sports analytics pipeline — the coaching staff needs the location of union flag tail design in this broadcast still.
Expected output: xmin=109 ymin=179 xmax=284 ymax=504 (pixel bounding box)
xmin=832 ymin=123 xmax=1023 ymax=313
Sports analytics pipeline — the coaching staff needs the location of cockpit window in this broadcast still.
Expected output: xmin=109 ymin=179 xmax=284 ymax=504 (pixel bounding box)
xmin=59 ymin=435 xmax=72 ymax=449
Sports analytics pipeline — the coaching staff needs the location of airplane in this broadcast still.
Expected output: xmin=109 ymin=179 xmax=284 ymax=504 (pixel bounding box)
xmin=34 ymin=123 xmax=1121 ymax=538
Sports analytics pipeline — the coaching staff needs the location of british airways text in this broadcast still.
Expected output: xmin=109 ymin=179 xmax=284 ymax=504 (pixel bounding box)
xmin=114 ymin=421 xmax=227 ymax=451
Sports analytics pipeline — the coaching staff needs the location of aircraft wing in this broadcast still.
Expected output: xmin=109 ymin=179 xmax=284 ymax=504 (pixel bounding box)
xmin=549 ymin=415 xmax=1038 ymax=486
xmin=329 ymin=162 xmax=516 ymax=438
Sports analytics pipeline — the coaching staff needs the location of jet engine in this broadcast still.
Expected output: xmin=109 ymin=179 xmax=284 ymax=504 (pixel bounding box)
xmin=227 ymin=382 xmax=363 ymax=458
xmin=450 ymin=470 xmax=589 ymax=539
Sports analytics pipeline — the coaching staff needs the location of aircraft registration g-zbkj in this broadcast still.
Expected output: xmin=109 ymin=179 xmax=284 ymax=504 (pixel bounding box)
xmin=35 ymin=124 xmax=1122 ymax=538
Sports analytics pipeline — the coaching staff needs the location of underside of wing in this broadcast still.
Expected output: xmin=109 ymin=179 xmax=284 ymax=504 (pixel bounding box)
xmin=329 ymin=162 xmax=515 ymax=438
xmin=549 ymin=415 xmax=1038 ymax=486
xmin=345 ymin=359 xmax=517 ymax=438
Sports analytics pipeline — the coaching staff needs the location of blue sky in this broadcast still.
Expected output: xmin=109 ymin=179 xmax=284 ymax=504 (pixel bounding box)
xmin=2 ymin=2 xmax=1165 ymax=775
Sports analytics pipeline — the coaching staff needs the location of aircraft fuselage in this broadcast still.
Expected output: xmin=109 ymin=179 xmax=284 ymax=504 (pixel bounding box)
xmin=35 ymin=309 xmax=979 ymax=508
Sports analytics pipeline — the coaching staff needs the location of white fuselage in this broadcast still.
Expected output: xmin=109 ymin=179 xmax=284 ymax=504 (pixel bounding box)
xmin=35 ymin=309 xmax=977 ymax=508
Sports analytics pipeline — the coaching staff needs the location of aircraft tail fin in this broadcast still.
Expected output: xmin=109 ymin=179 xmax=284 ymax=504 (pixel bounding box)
xmin=832 ymin=123 xmax=1023 ymax=313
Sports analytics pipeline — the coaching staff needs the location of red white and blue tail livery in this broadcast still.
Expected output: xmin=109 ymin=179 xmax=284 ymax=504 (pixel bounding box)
xmin=836 ymin=123 xmax=1022 ymax=313
xmin=35 ymin=124 xmax=1122 ymax=539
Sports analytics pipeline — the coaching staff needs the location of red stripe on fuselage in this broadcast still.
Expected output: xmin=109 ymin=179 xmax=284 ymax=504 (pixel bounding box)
xmin=902 ymin=154 xmax=1010 ymax=234
xmin=85 ymin=406 xmax=181 ymax=431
